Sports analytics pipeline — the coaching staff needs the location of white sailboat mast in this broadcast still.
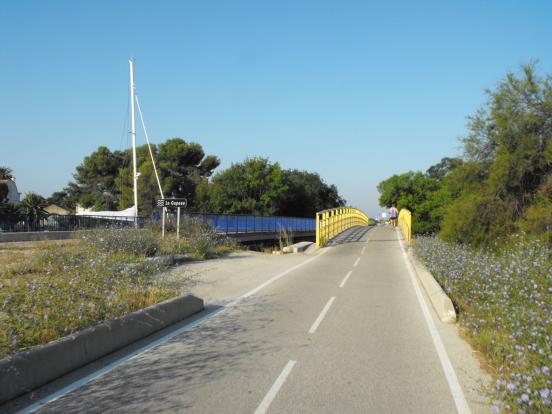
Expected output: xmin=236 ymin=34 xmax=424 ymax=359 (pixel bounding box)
xmin=129 ymin=59 xmax=139 ymax=224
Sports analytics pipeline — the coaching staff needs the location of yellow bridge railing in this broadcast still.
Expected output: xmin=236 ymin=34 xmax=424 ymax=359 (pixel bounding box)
xmin=398 ymin=208 xmax=412 ymax=244
xmin=316 ymin=207 xmax=369 ymax=247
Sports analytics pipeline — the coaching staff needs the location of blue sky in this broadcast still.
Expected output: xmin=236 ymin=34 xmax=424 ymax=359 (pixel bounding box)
xmin=2 ymin=0 xmax=551 ymax=217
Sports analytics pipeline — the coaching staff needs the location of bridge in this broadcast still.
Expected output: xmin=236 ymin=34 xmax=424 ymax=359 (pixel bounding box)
xmin=1 ymin=205 xmax=488 ymax=414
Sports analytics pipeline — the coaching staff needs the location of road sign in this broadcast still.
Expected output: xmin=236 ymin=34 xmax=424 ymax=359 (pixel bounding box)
xmin=156 ymin=198 xmax=188 ymax=208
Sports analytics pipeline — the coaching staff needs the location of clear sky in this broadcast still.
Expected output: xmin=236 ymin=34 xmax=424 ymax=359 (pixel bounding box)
xmin=2 ymin=0 xmax=551 ymax=217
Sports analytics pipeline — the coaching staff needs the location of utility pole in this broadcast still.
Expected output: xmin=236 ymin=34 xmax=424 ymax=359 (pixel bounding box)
xmin=129 ymin=59 xmax=139 ymax=228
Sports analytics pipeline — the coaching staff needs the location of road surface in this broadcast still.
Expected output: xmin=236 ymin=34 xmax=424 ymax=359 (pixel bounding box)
xmin=14 ymin=226 xmax=490 ymax=413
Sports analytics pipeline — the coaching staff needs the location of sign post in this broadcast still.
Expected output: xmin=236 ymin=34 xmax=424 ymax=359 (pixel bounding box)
xmin=176 ymin=207 xmax=181 ymax=239
xmin=162 ymin=207 xmax=166 ymax=239
xmin=156 ymin=198 xmax=187 ymax=240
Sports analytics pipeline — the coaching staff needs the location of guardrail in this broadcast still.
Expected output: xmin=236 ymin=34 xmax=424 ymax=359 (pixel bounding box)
xmin=315 ymin=207 xmax=369 ymax=246
xmin=398 ymin=208 xmax=412 ymax=244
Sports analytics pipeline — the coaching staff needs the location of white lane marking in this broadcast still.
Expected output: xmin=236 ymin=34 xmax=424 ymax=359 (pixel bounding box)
xmin=339 ymin=271 xmax=352 ymax=288
xmin=309 ymin=297 xmax=336 ymax=334
xmin=361 ymin=246 xmax=366 ymax=255
xmin=227 ymin=248 xmax=328 ymax=307
xmin=353 ymin=257 xmax=360 ymax=267
xmin=365 ymin=231 xmax=371 ymax=244
xmin=254 ymin=360 xmax=297 ymax=414
xmin=396 ymin=229 xmax=471 ymax=414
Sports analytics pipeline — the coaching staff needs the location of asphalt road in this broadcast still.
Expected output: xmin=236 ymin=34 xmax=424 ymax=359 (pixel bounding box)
xmin=23 ymin=226 xmax=484 ymax=413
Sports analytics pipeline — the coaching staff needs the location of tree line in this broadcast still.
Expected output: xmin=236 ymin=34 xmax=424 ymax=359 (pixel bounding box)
xmin=378 ymin=63 xmax=552 ymax=246
xmin=1 ymin=139 xmax=345 ymax=224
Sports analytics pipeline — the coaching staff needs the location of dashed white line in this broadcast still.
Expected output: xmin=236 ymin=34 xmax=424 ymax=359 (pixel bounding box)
xmin=309 ymin=297 xmax=336 ymax=334
xmin=353 ymin=257 xmax=360 ymax=267
xmin=339 ymin=271 xmax=352 ymax=288
xmin=396 ymin=229 xmax=471 ymax=414
xmin=254 ymin=360 xmax=297 ymax=414
xmin=361 ymin=246 xmax=366 ymax=255
xmin=227 ymin=249 xmax=328 ymax=307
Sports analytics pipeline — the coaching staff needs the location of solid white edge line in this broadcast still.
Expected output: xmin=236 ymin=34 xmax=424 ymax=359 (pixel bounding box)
xmin=353 ymin=257 xmax=360 ymax=267
xmin=396 ymin=229 xmax=471 ymax=414
xmin=339 ymin=271 xmax=352 ymax=288
xmin=254 ymin=360 xmax=297 ymax=414
xmin=308 ymin=296 xmax=336 ymax=334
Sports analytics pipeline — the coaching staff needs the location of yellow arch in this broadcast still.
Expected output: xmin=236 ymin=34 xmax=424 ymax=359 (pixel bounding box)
xmin=316 ymin=207 xmax=369 ymax=247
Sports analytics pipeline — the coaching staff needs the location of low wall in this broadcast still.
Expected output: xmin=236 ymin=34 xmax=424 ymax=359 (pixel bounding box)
xmin=0 ymin=295 xmax=204 ymax=404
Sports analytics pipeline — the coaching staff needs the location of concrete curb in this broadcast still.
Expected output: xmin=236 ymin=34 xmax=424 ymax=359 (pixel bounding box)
xmin=0 ymin=294 xmax=204 ymax=404
xmin=407 ymin=249 xmax=457 ymax=323
xmin=146 ymin=253 xmax=193 ymax=266
xmin=283 ymin=241 xmax=313 ymax=253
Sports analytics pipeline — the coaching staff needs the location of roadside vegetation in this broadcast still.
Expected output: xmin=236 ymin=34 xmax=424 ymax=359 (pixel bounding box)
xmin=378 ymin=63 xmax=552 ymax=413
xmin=378 ymin=63 xmax=551 ymax=244
xmin=0 ymin=225 xmax=236 ymax=360
xmin=414 ymin=236 xmax=551 ymax=412
xmin=157 ymin=216 xmax=237 ymax=259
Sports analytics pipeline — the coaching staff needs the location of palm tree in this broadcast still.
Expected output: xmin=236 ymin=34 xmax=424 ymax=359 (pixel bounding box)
xmin=20 ymin=193 xmax=48 ymax=230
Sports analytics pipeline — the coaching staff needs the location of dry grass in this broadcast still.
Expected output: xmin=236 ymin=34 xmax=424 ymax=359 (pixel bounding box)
xmin=0 ymin=226 xmax=239 ymax=359
xmin=0 ymin=234 xmax=179 ymax=359
xmin=0 ymin=240 xmax=75 ymax=271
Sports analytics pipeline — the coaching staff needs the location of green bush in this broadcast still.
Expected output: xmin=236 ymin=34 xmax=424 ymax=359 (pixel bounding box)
xmin=518 ymin=176 xmax=552 ymax=245
xmin=439 ymin=193 xmax=515 ymax=247
xmin=181 ymin=217 xmax=227 ymax=259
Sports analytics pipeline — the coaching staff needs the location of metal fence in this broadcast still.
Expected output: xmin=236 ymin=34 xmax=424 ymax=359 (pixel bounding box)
xmin=0 ymin=215 xmax=145 ymax=233
xmin=0 ymin=213 xmax=315 ymax=234
xmin=182 ymin=213 xmax=315 ymax=234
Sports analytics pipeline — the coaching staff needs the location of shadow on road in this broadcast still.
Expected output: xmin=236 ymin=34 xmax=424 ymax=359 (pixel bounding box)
xmin=326 ymin=225 xmax=372 ymax=246
xmin=8 ymin=297 xmax=284 ymax=414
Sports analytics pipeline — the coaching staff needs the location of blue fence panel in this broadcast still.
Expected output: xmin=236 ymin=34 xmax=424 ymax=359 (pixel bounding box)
xmin=2 ymin=212 xmax=317 ymax=235
xmin=181 ymin=213 xmax=315 ymax=235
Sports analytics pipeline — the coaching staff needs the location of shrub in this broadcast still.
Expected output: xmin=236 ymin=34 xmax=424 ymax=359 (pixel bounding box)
xmin=519 ymin=176 xmax=552 ymax=245
xmin=439 ymin=193 xmax=515 ymax=247
xmin=181 ymin=217 xmax=227 ymax=259
xmin=519 ymin=199 xmax=552 ymax=246
xmin=79 ymin=228 xmax=159 ymax=257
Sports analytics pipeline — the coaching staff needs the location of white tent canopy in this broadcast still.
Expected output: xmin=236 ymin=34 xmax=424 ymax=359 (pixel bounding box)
xmin=75 ymin=205 xmax=136 ymax=221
